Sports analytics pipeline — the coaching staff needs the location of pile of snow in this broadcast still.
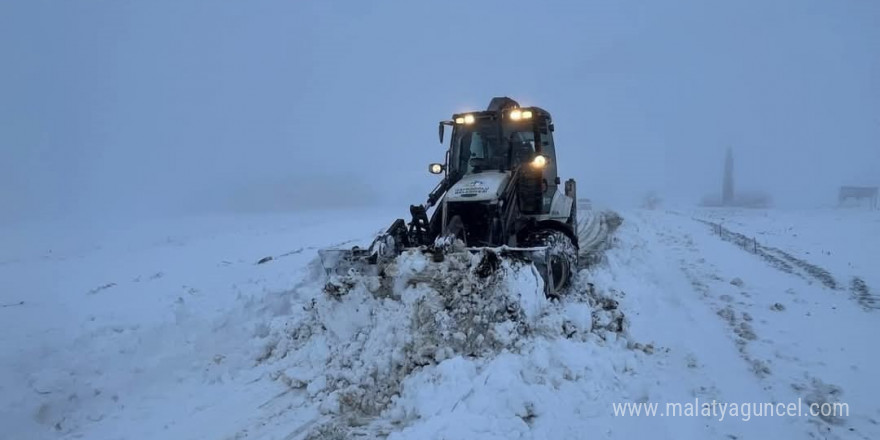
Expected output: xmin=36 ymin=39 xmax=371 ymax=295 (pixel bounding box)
xmin=252 ymin=246 xmax=630 ymax=438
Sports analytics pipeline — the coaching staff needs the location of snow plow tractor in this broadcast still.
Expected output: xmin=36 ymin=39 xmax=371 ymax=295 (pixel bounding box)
xmin=319 ymin=97 xmax=579 ymax=296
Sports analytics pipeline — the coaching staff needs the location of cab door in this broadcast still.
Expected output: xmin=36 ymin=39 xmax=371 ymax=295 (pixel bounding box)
xmin=536 ymin=117 xmax=559 ymax=213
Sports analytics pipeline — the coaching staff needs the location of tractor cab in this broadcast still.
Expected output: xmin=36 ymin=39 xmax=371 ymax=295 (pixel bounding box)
xmin=434 ymin=97 xmax=560 ymax=215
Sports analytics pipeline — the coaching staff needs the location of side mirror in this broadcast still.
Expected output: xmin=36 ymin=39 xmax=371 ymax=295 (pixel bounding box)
xmin=429 ymin=163 xmax=445 ymax=174
xmin=438 ymin=123 xmax=445 ymax=144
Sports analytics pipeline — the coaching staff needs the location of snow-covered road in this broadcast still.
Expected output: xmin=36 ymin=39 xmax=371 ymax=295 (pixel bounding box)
xmin=2 ymin=207 xmax=878 ymax=439
xmin=605 ymin=210 xmax=880 ymax=439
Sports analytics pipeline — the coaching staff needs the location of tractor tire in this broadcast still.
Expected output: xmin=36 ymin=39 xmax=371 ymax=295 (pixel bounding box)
xmin=525 ymin=229 xmax=578 ymax=298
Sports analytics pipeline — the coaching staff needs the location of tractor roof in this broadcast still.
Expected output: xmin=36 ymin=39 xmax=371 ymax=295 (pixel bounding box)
xmin=451 ymin=97 xmax=551 ymax=120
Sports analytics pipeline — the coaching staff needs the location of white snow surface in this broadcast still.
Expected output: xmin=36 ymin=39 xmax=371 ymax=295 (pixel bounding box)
xmin=2 ymin=207 xmax=879 ymax=439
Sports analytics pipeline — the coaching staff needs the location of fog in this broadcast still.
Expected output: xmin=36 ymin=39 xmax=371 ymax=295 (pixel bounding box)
xmin=2 ymin=0 xmax=878 ymax=226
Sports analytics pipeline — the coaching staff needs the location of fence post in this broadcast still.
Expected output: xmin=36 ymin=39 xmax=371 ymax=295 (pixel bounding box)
xmin=753 ymin=237 xmax=757 ymax=253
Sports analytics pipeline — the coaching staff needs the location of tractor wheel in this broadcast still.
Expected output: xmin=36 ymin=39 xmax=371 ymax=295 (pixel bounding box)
xmin=526 ymin=230 xmax=578 ymax=298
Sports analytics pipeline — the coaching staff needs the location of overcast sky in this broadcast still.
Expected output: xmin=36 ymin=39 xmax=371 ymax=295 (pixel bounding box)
xmin=2 ymin=0 xmax=878 ymax=225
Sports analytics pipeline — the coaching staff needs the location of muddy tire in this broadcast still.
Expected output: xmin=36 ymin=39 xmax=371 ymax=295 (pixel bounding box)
xmin=525 ymin=230 xmax=578 ymax=298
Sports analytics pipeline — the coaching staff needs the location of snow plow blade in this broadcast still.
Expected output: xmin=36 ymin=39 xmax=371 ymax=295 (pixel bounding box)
xmin=318 ymin=218 xmax=410 ymax=276
xmin=318 ymin=244 xmax=563 ymax=295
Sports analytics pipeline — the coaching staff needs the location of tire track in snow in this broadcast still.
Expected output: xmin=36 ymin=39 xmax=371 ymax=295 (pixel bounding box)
xmin=623 ymin=212 xmax=797 ymax=439
xmin=694 ymin=219 xmax=880 ymax=313
xmin=695 ymin=219 xmax=837 ymax=287
xmin=648 ymin=212 xmax=860 ymax=439
xmin=850 ymin=277 xmax=880 ymax=311
xmin=653 ymin=225 xmax=773 ymax=379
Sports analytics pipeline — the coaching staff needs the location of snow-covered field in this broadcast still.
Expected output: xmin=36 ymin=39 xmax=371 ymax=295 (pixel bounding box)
xmin=2 ymin=207 xmax=879 ymax=439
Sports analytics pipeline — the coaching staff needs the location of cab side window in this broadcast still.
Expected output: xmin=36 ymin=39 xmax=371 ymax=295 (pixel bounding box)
xmin=509 ymin=131 xmax=536 ymax=165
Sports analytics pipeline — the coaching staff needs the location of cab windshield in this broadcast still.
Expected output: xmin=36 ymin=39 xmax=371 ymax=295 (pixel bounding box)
xmin=452 ymin=120 xmax=536 ymax=175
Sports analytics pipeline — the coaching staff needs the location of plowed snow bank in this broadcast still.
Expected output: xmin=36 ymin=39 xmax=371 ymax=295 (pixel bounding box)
xmin=255 ymin=243 xmax=631 ymax=438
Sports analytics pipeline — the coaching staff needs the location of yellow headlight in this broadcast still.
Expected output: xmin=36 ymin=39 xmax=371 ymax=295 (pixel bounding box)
xmin=429 ymin=163 xmax=444 ymax=174
xmin=522 ymin=110 xmax=533 ymax=119
xmin=455 ymin=117 xmax=465 ymax=124
xmin=531 ymin=155 xmax=547 ymax=169
xmin=463 ymin=114 xmax=475 ymax=124
xmin=509 ymin=109 xmax=522 ymax=120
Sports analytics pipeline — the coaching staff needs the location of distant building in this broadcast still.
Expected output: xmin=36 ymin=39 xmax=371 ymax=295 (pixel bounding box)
xmin=838 ymin=186 xmax=879 ymax=209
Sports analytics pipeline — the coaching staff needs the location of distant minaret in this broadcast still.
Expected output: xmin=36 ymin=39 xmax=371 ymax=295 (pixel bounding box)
xmin=722 ymin=147 xmax=735 ymax=205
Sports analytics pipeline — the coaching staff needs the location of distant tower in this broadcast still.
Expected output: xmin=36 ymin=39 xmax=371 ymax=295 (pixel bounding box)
xmin=722 ymin=147 xmax=735 ymax=205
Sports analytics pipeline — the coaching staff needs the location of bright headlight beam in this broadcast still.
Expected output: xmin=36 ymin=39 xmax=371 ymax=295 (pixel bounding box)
xmin=455 ymin=117 xmax=465 ymax=124
xmin=531 ymin=155 xmax=547 ymax=169
xmin=510 ymin=109 xmax=522 ymax=120
xmin=463 ymin=114 xmax=475 ymax=124
xmin=522 ymin=110 xmax=533 ymax=119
